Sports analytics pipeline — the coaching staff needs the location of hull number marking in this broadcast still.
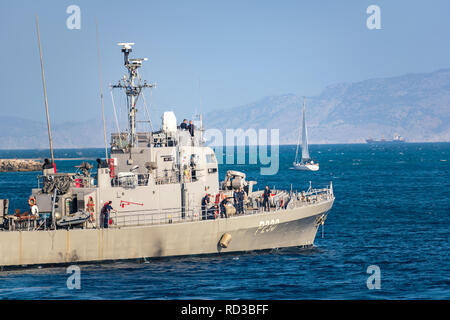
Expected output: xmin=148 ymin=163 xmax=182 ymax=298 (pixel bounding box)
xmin=255 ymin=219 xmax=280 ymax=235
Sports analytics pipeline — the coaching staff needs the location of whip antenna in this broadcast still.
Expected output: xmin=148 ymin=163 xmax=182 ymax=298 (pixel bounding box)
xmin=96 ymin=20 xmax=109 ymax=161
xmin=35 ymin=16 xmax=56 ymax=173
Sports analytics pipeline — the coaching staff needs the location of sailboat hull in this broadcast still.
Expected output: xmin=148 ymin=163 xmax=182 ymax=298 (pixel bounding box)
xmin=293 ymin=163 xmax=319 ymax=171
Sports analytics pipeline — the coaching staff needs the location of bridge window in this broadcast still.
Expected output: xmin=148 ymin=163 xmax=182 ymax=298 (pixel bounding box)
xmin=205 ymin=153 xmax=216 ymax=164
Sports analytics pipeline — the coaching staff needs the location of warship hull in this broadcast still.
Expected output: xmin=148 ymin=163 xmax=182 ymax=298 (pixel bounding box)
xmin=0 ymin=199 xmax=333 ymax=268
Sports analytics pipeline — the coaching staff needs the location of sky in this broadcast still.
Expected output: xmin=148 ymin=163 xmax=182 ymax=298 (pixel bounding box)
xmin=1 ymin=0 xmax=450 ymax=126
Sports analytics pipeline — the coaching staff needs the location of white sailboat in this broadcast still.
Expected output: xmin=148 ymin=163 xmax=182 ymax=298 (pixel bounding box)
xmin=293 ymin=99 xmax=319 ymax=171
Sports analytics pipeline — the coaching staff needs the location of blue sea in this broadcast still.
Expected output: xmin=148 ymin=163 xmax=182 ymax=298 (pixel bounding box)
xmin=0 ymin=143 xmax=448 ymax=299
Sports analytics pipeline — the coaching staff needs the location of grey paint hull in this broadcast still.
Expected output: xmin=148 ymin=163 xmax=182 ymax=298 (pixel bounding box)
xmin=0 ymin=199 xmax=333 ymax=267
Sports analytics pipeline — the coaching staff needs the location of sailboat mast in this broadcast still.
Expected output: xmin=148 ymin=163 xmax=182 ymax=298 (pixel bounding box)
xmin=35 ymin=16 xmax=55 ymax=172
xmin=301 ymin=98 xmax=310 ymax=161
xmin=294 ymin=106 xmax=301 ymax=163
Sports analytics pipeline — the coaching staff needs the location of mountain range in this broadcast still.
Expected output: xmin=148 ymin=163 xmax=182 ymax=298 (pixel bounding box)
xmin=1 ymin=68 xmax=449 ymax=149
xmin=203 ymin=68 xmax=450 ymax=144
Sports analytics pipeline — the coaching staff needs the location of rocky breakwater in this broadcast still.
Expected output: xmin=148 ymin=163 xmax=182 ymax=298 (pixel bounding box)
xmin=0 ymin=159 xmax=42 ymax=172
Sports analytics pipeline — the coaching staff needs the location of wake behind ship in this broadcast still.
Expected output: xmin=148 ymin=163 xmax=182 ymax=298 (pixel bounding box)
xmin=0 ymin=43 xmax=334 ymax=268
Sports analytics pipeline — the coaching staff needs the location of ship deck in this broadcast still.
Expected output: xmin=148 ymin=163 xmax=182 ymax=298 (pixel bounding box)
xmin=87 ymin=186 xmax=333 ymax=228
xmin=1 ymin=187 xmax=333 ymax=232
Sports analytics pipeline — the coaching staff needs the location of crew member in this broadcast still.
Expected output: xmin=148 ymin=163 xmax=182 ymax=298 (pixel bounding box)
xmin=263 ymin=186 xmax=271 ymax=212
xmin=238 ymin=187 xmax=245 ymax=214
xmin=190 ymin=155 xmax=197 ymax=181
xmin=184 ymin=165 xmax=191 ymax=182
xmin=102 ymin=201 xmax=114 ymax=229
xmin=215 ymin=193 xmax=221 ymax=205
xmin=233 ymin=189 xmax=240 ymax=214
xmin=100 ymin=202 xmax=107 ymax=228
xmin=188 ymin=120 xmax=195 ymax=137
xmin=180 ymin=119 xmax=188 ymax=130
xmin=220 ymin=197 xmax=229 ymax=219
xmin=42 ymin=158 xmax=53 ymax=170
xmin=201 ymin=194 xmax=210 ymax=220
xmin=28 ymin=196 xmax=39 ymax=218
xmin=96 ymin=158 xmax=108 ymax=168
xmin=86 ymin=196 xmax=96 ymax=227
xmin=31 ymin=202 xmax=39 ymax=218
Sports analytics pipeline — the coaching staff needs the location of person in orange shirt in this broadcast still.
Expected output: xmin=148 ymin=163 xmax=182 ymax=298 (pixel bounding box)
xmin=86 ymin=196 xmax=96 ymax=226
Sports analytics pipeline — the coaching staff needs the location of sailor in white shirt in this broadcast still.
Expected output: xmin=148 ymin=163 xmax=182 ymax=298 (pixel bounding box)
xmin=31 ymin=204 xmax=39 ymax=218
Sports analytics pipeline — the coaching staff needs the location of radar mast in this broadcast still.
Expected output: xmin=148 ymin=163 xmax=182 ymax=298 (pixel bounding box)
xmin=112 ymin=43 xmax=154 ymax=148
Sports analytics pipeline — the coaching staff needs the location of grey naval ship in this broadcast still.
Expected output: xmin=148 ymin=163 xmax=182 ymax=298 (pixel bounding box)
xmin=0 ymin=43 xmax=334 ymax=267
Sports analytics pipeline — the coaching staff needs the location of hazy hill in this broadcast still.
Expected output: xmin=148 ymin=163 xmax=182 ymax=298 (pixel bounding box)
xmin=0 ymin=117 xmax=109 ymax=150
xmin=204 ymin=68 xmax=450 ymax=144
xmin=0 ymin=68 xmax=449 ymax=149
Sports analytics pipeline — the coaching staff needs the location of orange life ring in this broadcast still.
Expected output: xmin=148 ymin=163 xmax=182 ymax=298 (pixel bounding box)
xmin=28 ymin=196 xmax=36 ymax=206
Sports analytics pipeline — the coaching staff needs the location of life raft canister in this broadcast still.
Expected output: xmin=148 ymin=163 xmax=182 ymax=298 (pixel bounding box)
xmin=28 ymin=196 xmax=36 ymax=206
xmin=225 ymin=205 xmax=236 ymax=216
xmin=219 ymin=233 xmax=232 ymax=248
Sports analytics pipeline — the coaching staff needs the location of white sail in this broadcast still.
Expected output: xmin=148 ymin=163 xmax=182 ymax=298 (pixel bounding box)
xmin=301 ymin=104 xmax=310 ymax=161
xmin=294 ymin=113 xmax=301 ymax=164
xmin=293 ymin=99 xmax=319 ymax=171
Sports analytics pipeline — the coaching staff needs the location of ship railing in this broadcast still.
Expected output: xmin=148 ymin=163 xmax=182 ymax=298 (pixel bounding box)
xmin=289 ymin=185 xmax=334 ymax=207
xmin=36 ymin=174 xmax=94 ymax=190
xmin=108 ymin=203 xmax=275 ymax=228
xmin=110 ymin=172 xmax=181 ymax=188
xmin=154 ymin=173 xmax=181 ymax=185
xmin=248 ymin=185 xmax=333 ymax=211
xmin=107 ymin=186 xmax=333 ymax=228
xmin=110 ymin=173 xmax=150 ymax=188
xmin=109 ymin=206 xmax=206 ymax=227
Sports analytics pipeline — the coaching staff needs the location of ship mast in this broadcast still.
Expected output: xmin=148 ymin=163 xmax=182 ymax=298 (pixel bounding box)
xmin=111 ymin=43 xmax=154 ymax=148
xmin=95 ymin=20 xmax=108 ymax=161
xmin=35 ymin=16 xmax=56 ymax=172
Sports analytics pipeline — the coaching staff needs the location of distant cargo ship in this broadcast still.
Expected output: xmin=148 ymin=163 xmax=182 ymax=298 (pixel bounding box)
xmin=366 ymin=135 xmax=406 ymax=144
